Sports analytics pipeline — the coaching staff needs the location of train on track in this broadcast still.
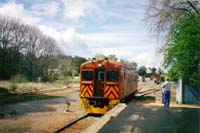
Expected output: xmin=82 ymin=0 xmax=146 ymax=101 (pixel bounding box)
xmin=80 ymin=58 xmax=138 ymax=114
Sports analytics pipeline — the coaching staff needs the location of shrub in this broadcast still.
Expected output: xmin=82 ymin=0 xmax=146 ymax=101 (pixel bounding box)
xmin=10 ymin=74 xmax=28 ymax=83
xmin=9 ymin=83 xmax=18 ymax=93
xmin=55 ymin=78 xmax=69 ymax=86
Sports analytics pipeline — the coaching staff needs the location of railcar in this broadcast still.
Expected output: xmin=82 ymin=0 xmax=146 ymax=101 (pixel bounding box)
xmin=80 ymin=58 xmax=138 ymax=114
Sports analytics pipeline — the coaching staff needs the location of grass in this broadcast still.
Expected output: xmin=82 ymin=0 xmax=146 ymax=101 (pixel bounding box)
xmin=0 ymin=80 xmax=69 ymax=106
xmin=68 ymin=76 xmax=80 ymax=83
xmin=0 ymin=80 xmax=68 ymax=93
xmin=0 ymin=93 xmax=62 ymax=106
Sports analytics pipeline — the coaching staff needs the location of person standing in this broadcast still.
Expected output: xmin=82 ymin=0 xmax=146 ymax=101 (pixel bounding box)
xmin=162 ymin=78 xmax=171 ymax=107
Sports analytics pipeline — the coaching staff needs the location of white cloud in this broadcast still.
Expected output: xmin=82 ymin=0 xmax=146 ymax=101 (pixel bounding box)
xmin=132 ymin=51 xmax=162 ymax=68
xmin=85 ymin=33 xmax=134 ymax=44
xmin=0 ymin=2 xmax=40 ymax=25
xmin=89 ymin=46 xmax=162 ymax=68
xmin=31 ymin=1 xmax=60 ymax=17
xmin=84 ymin=32 xmax=162 ymax=67
xmin=85 ymin=32 xmax=152 ymax=48
xmin=0 ymin=0 xmax=163 ymax=67
xmin=0 ymin=1 xmax=23 ymax=17
xmin=39 ymin=25 xmax=91 ymax=56
xmin=62 ymin=0 xmax=105 ymax=21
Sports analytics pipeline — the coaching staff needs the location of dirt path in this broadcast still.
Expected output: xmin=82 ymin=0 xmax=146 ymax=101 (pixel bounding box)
xmin=0 ymin=83 xmax=88 ymax=133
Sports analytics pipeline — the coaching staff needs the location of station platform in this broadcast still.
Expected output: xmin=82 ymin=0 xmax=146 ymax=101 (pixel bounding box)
xmin=99 ymin=102 xmax=200 ymax=133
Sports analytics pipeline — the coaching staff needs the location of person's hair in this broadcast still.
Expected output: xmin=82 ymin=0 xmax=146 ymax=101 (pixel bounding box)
xmin=166 ymin=78 xmax=169 ymax=81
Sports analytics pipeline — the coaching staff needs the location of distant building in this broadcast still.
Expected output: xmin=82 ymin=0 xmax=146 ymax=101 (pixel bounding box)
xmin=145 ymin=73 xmax=161 ymax=81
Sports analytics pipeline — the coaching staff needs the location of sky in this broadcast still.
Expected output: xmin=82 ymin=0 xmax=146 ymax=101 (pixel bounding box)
xmin=0 ymin=0 xmax=163 ymax=68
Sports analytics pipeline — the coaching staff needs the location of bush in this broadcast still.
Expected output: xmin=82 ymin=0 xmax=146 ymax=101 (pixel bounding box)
xmin=10 ymin=74 xmax=28 ymax=83
xmin=9 ymin=83 xmax=18 ymax=93
xmin=55 ymin=78 xmax=69 ymax=86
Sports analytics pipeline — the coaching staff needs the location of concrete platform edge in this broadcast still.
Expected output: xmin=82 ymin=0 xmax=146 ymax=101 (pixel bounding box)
xmin=83 ymin=103 xmax=127 ymax=133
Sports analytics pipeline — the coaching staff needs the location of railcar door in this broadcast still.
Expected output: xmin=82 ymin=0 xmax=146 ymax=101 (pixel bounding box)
xmin=94 ymin=69 xmax=104 ymax=97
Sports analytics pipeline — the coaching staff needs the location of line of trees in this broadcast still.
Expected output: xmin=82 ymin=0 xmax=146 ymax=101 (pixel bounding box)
xmin=48 ymin=55 xmax=87 ymax=79
xmin=94 ymin=54 xmax=138 ymax=70
xmin=0 ymin=15 xmax=59 ymax=81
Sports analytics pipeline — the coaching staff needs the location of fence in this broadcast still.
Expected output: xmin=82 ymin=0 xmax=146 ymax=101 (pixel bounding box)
xmin=176 ymin=79 xmax=200 ymax=105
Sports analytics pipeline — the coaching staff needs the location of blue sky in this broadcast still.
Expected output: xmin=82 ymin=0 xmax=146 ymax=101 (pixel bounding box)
xmin=0 ymin=0 xmax=163 ymax=68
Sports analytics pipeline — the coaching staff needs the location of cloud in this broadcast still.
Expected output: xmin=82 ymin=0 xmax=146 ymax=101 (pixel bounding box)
xmin=86 ymin=32 xmax=141 ymax=45
xmin=0 ymin=0 xmax=162 ymax=67
xmin=0 ymin=1 xmax=23 ymax=17
xmin=62 ymin=0 xmax=106 ymax=21
xmin=39 ymin=25 xmax=91 ymax=57
xmin=84 ymin=32 xmax=153 ymax=49
xmin=0 ymin=2 xmax=40 ymax=25
xmin=132 ymin=51 xmax=163 ymax=68
xmin=84 ymin=31 xmax=162 ymax=67
xmin=31 ymin=1 xmax=60 ymax=17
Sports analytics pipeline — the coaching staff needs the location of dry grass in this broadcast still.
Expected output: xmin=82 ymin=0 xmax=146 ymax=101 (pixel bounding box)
xmin=0 ymin=80 xmax=68 ymax=93
xmin=0 ymin=81 xmax=69 ymax=106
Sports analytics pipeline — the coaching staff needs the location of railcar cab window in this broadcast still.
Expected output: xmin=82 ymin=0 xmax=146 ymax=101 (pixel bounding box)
xmin=106 ymin=71 xmax=119 ymax=82
xmin=97 ymin=71 xmax=104 ymax=81
xmin=82 ymin=71 xmax=93 ymax=81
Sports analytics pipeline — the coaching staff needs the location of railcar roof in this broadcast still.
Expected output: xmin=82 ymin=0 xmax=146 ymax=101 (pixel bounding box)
xmin=80 ymin=59 xmax=134 ymax=70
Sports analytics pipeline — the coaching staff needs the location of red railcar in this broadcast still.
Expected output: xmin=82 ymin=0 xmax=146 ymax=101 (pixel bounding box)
xmin=80 ymin=58 xmax=138 ymax=114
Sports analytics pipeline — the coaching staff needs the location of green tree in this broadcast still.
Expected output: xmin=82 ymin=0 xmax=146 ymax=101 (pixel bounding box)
xmin=120 ymin=59 xmax=137 ymax=70
xmin=157 ymin=67 xmax=163 ymax=75
xmin=108 ymin=54 xmax=118 ymax=61
xmin=149 ymin=67 xmax=157 ymax=74
xmin=137 ymin=66 xmax=147 ymax=76
xmin=0 ymin=15 xmax=59 ymax=81
xmin=72 ymin=56 xmax=87 ymax=74
xmin=164 ymin=13 xmax=200 ymax=84
xmin=146 ymin=0 xmax=200 ymax=44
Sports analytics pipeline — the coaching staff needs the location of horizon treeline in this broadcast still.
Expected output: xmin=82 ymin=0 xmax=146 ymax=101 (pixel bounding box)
xmin=0 ymin=15 xmax=89 ymax=82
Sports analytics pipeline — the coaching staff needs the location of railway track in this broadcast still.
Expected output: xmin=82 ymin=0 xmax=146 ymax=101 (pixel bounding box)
xmin=135 ymin=88 xmax=161 ymax=97
xmin=54 ymin=114 xmax=100 ymax=133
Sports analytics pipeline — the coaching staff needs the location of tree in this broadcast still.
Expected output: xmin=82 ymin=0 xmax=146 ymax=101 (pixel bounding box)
xmin=137 ymin=66 xmax=147 ymax=76
xmin=108 ymin=54 xmax=118 ymax=61
xmin=0 ymin=15 xmax=59 ymax=81
xmin=149 ymin=67 xmax=157 ymax=74
xmin=120 ymin=59 xmax=137 ymax=70
xmin=146 ymin=0 xmax=200 ymax=50
xmin=164 ymin=13 xmax=200 ymax=84
xmin=72 ymin=56 xmax=87 ymax=74
xmin=157 ymin=67 xmax=163 ymax=75
xmin=146 ymin=0 xmax=200 ymax=84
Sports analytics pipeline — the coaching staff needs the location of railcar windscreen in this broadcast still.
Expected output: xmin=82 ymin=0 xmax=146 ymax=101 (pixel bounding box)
xmin=82 ymin=71 xmax=93 ymax=81
xmin=106 ymin=71 xmax=119 ymax=82
xmin=97 ymin=71 xmax=104 ymax=81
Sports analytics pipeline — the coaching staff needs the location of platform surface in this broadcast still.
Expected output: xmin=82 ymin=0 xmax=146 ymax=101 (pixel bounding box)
xmin=84 ymin=103 xmax=127 ymax=133
xmin=99 ymin=102 xmax=200 ymax=133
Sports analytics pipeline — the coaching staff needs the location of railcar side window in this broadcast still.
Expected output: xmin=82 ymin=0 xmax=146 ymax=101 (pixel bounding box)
xmin=106 ymin=71 xmax=119 ymax=82
xmin=82 ymin=71 xmax=93 ymax=81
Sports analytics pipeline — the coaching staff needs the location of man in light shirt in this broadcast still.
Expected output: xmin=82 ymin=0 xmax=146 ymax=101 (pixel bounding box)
xmin=162 ymin=78 xmax=171 ymax=107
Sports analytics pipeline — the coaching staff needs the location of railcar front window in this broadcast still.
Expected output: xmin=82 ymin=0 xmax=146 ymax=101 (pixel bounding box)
xmin=106 ymin=71 xmax=119 ymax=82
xmin=98 ymin=71 xmax=104 ymax=81
xmin=82 ymin=71 xmax=93 ymax=81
